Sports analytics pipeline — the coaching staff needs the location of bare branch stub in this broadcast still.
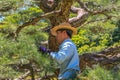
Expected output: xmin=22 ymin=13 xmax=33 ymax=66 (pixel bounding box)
xmin=69 ymin=6 xmax=88 ymax=26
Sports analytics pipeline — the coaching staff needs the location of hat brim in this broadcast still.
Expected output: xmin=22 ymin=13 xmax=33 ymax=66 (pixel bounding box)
xmin=51 ymin=23 xmax=77 ymax=36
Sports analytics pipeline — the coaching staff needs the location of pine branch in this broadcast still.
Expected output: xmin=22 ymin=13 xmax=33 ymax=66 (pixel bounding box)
xmin=69 ymin=0 xmax=118 ymax=28
xmin=80 ymin=46 xmax=120 ymax=70
xmin=11 ymin=10 xmax=60 ymax=39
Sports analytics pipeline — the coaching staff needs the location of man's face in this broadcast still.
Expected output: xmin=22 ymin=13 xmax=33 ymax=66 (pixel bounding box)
xmin=56 ymin=30 xmax=66 ymax=44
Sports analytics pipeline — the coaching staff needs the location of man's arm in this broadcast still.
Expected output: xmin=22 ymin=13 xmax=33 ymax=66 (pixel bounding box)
xmin=50 ymin=42 xmax=74 ymax=64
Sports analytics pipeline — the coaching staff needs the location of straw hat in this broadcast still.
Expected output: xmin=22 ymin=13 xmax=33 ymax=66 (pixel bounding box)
xmin=51 ymin=22 xmax=77 ymax=36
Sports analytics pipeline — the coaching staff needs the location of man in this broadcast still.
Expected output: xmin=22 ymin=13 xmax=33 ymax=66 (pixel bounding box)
xmin=39 ymin=22 xmax=80 ymax=80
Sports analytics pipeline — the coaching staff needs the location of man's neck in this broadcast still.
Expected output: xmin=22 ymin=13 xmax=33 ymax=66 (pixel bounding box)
xmin=64 ymin=36 xmax=70 ymax=40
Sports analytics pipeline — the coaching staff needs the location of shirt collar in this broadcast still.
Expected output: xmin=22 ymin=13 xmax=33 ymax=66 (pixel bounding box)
xmin=59 ymin=38 xmax=71 ymax=48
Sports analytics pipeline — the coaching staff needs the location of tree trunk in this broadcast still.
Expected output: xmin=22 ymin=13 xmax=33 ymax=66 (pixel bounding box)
xmin=38 ymin=0 xmax=74 ymax=51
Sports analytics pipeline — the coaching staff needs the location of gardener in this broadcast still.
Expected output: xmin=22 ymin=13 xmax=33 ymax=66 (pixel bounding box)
xmin=39 ymin=22 xmax=80 ymax=80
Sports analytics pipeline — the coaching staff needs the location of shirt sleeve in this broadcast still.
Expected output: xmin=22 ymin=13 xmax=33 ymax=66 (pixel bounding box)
xmin=50 ymin=42 xmax=74 ymax=64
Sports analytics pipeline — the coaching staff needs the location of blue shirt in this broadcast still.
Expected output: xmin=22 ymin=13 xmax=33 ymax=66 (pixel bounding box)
xmin=50 ymin=39 xmax=80 ymax=79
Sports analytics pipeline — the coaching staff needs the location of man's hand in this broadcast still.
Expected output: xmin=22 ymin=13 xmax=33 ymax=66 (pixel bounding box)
xmin=38 ymin=45 xmax=51 ymax=54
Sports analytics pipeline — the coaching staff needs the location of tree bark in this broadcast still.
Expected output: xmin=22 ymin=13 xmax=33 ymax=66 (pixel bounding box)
xmin=38 ymin=0 xmax=75 ymax=51
xmin=80 ymin=46 xmax=120 ymax=71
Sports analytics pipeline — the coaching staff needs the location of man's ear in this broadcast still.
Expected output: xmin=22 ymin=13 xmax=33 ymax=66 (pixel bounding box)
xmin=63 ymin=30 xmax=67 ymax=34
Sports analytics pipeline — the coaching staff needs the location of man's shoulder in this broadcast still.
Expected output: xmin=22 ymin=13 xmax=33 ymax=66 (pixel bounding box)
xmin=62 ymin=40 xmax=75 ymax=48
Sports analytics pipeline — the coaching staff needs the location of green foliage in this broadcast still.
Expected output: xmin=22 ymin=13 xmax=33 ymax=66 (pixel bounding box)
xmin=0 ymin=15 xmax=55 ymax=79
xmin=72 ymin=29 xmax=90 ymax=46
xmin=0 ymin=0 xmax=18 ymax=9
xmin=0 ymin=65 xmax=21 ymax=79
xmin=80 ymin=65 xmax=120 ymax=80
xmin=0 ymin=23 xmax=52 ymax=79
xmin=72 ymin=21 xmax=116 ymax=54
xmin=69 ymin=13 xmax=77 ymax=18
xmin=88 ymin=67 xmax=113 ymax=80
xmin=3 ymin=7 xmax=43 ymax=25
xmin=0 ymin=7 xmax=45 ymax=37
xmin=0 ymin=0 xmax=120 ymax=79
xmin=0 ymin=36 xmax=29 ymax=78
xmin=112 ymin=20 xmax=120 ymax=43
